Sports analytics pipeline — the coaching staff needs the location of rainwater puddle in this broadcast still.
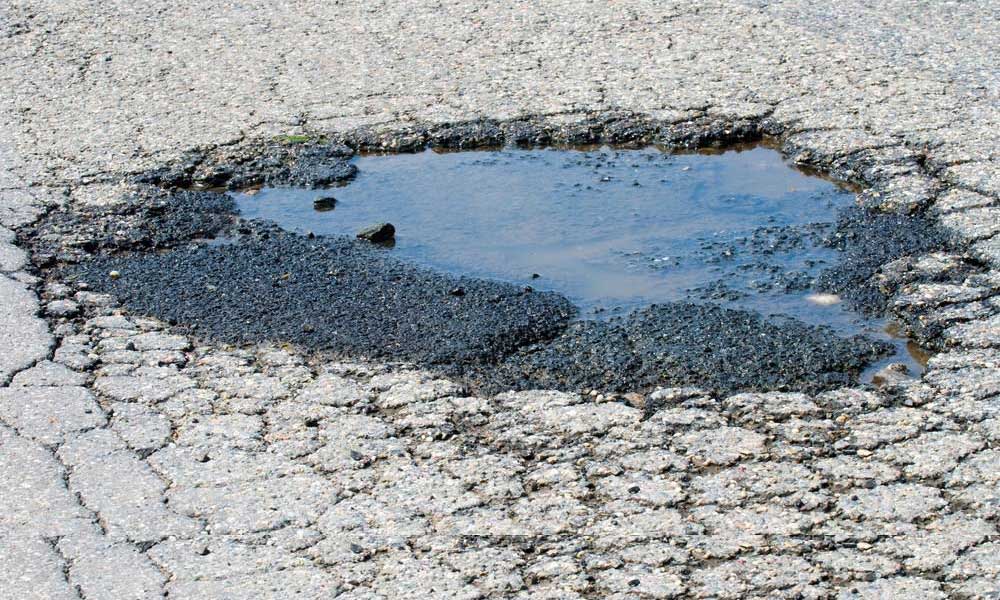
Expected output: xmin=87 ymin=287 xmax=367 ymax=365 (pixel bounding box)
xmin=233 ymin=145 xmax=925 ymax=378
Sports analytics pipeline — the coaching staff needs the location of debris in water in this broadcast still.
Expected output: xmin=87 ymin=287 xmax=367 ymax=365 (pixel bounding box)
xmin=313 ymin=196 xmax=337 ymax=211
xmin=805 ymin=293 xmax=841 ymax=306
xmin=357 ymin=222 xmax=395 ymax=243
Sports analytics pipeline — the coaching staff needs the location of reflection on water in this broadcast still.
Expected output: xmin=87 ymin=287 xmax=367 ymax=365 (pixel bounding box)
xmin=233 ymin=145 xmax=926 ymax=376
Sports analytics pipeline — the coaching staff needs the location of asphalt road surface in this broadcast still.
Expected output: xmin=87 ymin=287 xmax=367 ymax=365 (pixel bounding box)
xmin=1 ymin=1 xmax=998 ymax=598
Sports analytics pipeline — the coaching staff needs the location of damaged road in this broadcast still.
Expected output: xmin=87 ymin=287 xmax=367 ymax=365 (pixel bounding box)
xmin=40 ymin=124 xmax=915 ymax=397
xmin=67 ymin=225 xmax=892 ymax=396
xmin=2 ymin=1 xmax=999 ymax=598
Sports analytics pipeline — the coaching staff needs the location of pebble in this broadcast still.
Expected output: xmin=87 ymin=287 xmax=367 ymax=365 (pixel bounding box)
xmin=313 ymin=196 xmax=337 ymax=211
xmin=356 ymin=222 xmax=395 ymax=243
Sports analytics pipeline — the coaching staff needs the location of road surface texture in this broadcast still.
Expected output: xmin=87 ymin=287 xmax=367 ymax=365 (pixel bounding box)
xmin=2 ymin=1 xmax=999 ymax=598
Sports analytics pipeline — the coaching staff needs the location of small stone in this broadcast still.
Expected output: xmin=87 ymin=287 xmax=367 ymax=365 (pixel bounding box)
xmin=109 ymin=270 xmax=121 ymax=280
xmin=313 ymin=196 xmax=336 ymax=211
xmin=356 ymin=222 xmax=395 ymax=243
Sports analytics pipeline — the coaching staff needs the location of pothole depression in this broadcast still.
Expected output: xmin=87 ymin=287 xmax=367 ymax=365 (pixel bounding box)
xmin=29 ymin=117 xmax=958 ymax=397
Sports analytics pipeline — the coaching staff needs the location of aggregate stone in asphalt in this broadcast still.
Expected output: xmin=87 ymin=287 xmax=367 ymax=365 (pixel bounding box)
xmin=1 ymin=1 xmax=999 ymax=598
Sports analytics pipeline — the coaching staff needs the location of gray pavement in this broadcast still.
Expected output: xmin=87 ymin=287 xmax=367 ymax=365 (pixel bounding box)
xmin=1 ymin=1 xmax=999 ymax=598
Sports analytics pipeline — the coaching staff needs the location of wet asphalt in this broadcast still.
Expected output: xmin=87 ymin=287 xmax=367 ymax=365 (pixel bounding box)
xmin=817 ymin=206 xmax=954 ymax=314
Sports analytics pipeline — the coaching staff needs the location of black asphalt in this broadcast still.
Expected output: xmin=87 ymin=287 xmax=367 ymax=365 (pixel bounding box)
xmin=69 ymin=220 xmax=893 ymax=396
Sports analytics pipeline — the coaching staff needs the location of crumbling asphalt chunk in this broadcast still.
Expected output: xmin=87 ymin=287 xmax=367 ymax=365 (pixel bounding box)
xmin=333 ymin=113 xmax=766 ymax=154
xmin=30 ymin=186 xmax=237 ymax=265
xmin=134 ymin=142 xmax=357 ymax=190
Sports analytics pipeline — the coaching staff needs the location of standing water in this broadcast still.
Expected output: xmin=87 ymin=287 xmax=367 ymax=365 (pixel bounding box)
xmin=233 ymin=145 xmax=925 ymax=377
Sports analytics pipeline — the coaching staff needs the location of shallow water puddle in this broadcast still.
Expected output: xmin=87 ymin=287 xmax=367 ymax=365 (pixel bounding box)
xmin=233 ymin=145 xmax=923 ymax=377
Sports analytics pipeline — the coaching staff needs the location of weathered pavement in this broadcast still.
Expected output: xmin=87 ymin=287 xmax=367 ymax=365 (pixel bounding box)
xmin=2 ymin=1 xmax=999 ymax=598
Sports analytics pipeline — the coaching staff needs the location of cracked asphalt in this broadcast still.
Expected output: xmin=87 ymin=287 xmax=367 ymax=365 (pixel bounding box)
xmin=1 ymin=1 xmax=999 ymax=598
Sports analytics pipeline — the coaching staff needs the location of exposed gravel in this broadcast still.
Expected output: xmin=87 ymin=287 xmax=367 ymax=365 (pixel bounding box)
xmin=818 ymin=206 xmax=958 ymax=314
xmin=469 ymin=302 xmax=890 ymax=395
xmin=70 ymin=226 xmax=576 ymax=369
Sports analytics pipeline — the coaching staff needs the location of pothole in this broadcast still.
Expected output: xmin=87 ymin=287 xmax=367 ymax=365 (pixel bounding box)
xmin=232 ymin=145 xmax=923 ymax=379
xmin=34 ymin=125 xmax=951 ymax=397
xmin=237 ymin=145 xmax=843 ymax=320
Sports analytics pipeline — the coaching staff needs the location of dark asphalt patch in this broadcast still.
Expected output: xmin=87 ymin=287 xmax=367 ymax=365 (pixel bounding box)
xmin=817 ymin=206 xmax=953 ymax=314
xmin=466 ymin=303 xmax=891 ymax=395
xmin=70 ymin=222 xmax=892 ymax=395
xmin=71 ymin=227 xmax=575 ymax=367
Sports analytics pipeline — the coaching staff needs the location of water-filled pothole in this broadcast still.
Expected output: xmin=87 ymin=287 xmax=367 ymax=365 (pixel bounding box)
xmin=233 ymin=145 xmax=923 ymax=378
